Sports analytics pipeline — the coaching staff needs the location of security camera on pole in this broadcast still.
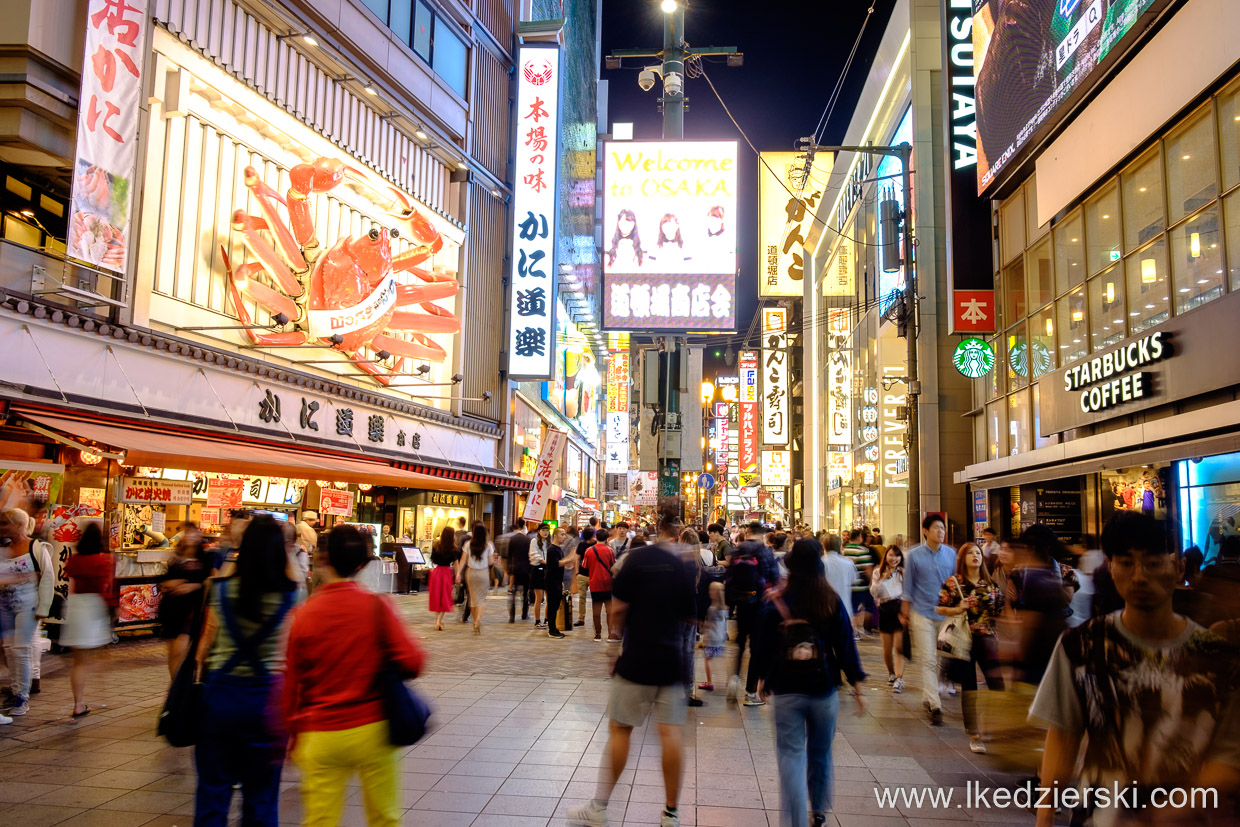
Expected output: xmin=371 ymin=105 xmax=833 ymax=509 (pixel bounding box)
xmin=606 ymin=0 xmax=742 ymax=517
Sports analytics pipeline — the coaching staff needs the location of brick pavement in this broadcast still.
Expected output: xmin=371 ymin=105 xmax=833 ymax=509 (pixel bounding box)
xmin=0 ymin=590 xmax=1041 ymax=826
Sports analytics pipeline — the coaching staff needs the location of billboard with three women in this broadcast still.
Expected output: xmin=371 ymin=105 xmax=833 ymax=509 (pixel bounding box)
xmin=601 ymin=141 xmax=738 ymax=331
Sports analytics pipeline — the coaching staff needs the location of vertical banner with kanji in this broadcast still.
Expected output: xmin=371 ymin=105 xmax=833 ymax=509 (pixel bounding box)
xmin=68 ymin=0 xmax=148 ymax=273
xmin=758 ymin=151 xmax=832 ymax=297
xmin=761 ymin=308 xmax=789 ymax=446
xmin=508 ymin=44 xmax=561 ymax=380
xmin=826 ymin=309 xmax=852 ymax=451
xmin=739 ymin=350 xmax=759 ymax=481
xmin=522 ymin=429 xmax=566 ymax=523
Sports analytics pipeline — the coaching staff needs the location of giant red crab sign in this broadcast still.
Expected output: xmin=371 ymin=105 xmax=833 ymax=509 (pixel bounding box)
xmin=222 ymin=157 xmax=460 ymax=385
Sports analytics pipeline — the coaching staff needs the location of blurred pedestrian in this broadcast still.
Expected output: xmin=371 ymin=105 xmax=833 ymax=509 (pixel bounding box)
xmin=725 ymin=523 xmax=769 ymax=706
xmin=936 ymin=542 xmax=1004 ymax=754
xmin=1008 ymin=525 xmax=1071 ymax=685
xmin=193 ymin=515 xmax=298 ymax=826
xmin=457 ymin=522 xmax=494 ymax=635
xmin=821 ymin=535 xmax=857 ymax=624
xmin=754 ymin=539 xmax=865 ymax=827
xmin=844 ymin=529 xmax=876 ymax=639
xmin=160 ymin=526 xmax=213 ymax=679
xmin=0 ymin=508 xmax=53 ymax=719
xmin=61 ymin=523 xmax=115 ymax=718
xmin=575 ymin=528 xmax=596 ymax=626
xmin=285 ymin=525 xmax=426 ymax=827
xmin=870 ymin=545 xmax=905 ymax=693
xmin=697 ymin=581 xmax=727 ymax=693
xmin=900 ymin=515 xmax=956 ymax=726
xmin=568 ymin=511 xmax=696 ymax=827
xmin=427 ymin=526 xmax=456 ymax=631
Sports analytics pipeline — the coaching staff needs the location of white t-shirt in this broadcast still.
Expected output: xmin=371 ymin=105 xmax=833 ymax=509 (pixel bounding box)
xmin=461 ymin=541 xmax=494 ymax=570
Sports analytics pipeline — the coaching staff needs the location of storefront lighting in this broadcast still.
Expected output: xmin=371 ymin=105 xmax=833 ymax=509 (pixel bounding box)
xmin=661 ymin=0 xmax=678 ymax=12
xmin=1141 ymin=258 xmax=1157 ymax=283
xmin=291 ymin=479 xmax=309 ymax=488
xmin=700 ymin=381 xmax=714 ymax=403
xmin=414 ymin=129 xmax=428 ymax=141
xmin=1072 ymin=309 xmax=1084 ymax=323
xmin=1044 ymin=318 xmax=1054 ymax=336
xmin=333 ymin=481 xmax=348 ymax=489
xmin=456 ymin=161 xmax=468 ymax=170
xmin=79 ymin=449 xmax=102 ymax=466
xmin=1105 ymin=282 xmax=1115 ymax=304
xmin=358 ymin=483 xmax=373 ymax=491
xmin=316 ymin=480 xmax=331 ymax=488
xmin=363 ymin=81 xmax=377 ymax=95
xmin=303 ymin=35 xmax=318 ymax=46
xmin=1190 ymin=233 xmax=1201 ymax=258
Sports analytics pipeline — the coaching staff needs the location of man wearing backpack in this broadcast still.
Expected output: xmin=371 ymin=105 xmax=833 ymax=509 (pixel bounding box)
xmin=725 ymin=523 xmax=771 ymax=707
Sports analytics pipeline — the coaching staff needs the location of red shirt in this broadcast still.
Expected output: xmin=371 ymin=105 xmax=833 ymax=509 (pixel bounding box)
xmin=585 ymin=543 xmax=615 ymax=592
xmin=283 ymin=581 xmax=425 ymax=736
xmin=64 ymin=553 xmax=117 ymax=608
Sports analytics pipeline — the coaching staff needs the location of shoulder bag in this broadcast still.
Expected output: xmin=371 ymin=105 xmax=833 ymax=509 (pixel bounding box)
xmin=372 ymin=595 xmax=432 ymax=745
xmin=157 ymin=579 xmax=214 ymax=746
xmin=936 ymin=579 xmax=973 ymax=660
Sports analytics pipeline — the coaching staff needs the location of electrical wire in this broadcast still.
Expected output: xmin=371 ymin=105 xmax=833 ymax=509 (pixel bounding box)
xmin=810 ymin=0 xmax=879 ymax=147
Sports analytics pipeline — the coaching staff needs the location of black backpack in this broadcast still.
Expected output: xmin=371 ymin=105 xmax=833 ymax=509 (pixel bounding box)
xmin=772 ymin=595 xmax=830 ymax=692
xmin=724 ymin=554 xmax=761 ymax=606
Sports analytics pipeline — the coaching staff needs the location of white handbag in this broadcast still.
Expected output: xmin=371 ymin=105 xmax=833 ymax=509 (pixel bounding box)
xmin=936 ymin=580 xmax=973 ymax=660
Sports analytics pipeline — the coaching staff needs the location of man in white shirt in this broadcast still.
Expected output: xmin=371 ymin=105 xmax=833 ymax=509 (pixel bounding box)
xmin=820 ymin=533 xmax=857 ymax=622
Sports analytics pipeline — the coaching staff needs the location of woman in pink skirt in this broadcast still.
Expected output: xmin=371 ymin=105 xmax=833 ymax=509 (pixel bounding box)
xmin=427 ymin=526 xmax=457 ymax=630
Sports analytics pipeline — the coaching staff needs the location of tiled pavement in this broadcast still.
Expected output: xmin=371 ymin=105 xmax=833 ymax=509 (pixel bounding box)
xmin=0 ymin=590 xmax=1042 ymax=826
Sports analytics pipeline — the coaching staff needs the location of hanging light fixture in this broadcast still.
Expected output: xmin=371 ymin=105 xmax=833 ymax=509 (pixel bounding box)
xmin=1190 ymin=232 xmax=1201 ymax=258
xmin=1141 ymin=257 xmax=1158 ymax=284
xmin=267 ymin=476 xmax=283 ymax=485
xmin=290 ymin=479 xmax=309 ymax=489
xmin=316 ymin=480 xmax=331 ymax=488
xmin=358 ymin=483 xmax=373 ymax=491
xmin=79 ymin=449 xmax=102 ymax=466
xmin=333 ymin=481 xmax=348 ymax=489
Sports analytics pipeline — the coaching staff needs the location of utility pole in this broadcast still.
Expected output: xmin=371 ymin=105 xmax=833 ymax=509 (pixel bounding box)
xmin=606 ymin=1 xmax=742 ymax=519
xmin=806 ymin=141 xmax=920 ymax=542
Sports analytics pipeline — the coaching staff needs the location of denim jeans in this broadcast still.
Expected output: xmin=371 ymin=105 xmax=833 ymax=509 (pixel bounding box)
xmin=0 ymin=605 xmax=37 ymax=703
xmin=773 ymin=690 xmax=839 ymax=827
xmin=194 ymin=672 xmax=286 ymax=826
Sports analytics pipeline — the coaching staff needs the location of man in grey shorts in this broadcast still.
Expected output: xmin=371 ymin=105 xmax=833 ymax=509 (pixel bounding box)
xmin=569 ymin=512 xmax=696 ymax=827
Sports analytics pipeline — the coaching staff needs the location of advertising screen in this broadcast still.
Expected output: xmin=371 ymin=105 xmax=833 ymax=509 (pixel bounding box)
xmin=973 ymin=0 xmax=1163 ymax=192
xmin=602 ymin=141 xmax=738 ymax=331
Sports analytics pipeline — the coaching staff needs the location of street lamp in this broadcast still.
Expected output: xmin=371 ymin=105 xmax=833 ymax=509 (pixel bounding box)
xmin=660 ymin=0 xmax=677 ymax=12
xmin=700 ymin=380 xmax=715 ymax=404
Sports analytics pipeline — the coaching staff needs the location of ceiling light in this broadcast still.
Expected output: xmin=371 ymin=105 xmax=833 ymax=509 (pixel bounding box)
xmin=1139 ymin=187 xmax=1147 ymax=192
xmin=1179 ymin=288 xmax=1190 ymax=293
xmin=1044 ymin=318 xmax=1053 ymax=336
xmin=1071 ymin=237 xmax=1078 ymax=243
xmin=1198 ymin=279 xmax=1211 ymax=284
xmin=1190 ymin=232 xmax=1201 ymax=258
xmin=1105 ymin=282 xmax=1115 ymax=303
xmin=1102 ymin=214 xmax=1110 ymax=219
xmin=1141 ymin=258 xmax=1157 ymax=283
xmin=1145 ymin=303 xmax=1156 ymax=309
xmin=1182 ymin=154 xmax=1191 ymax=160
xmin=20 ymin=209 xmax=33 ymax=218
xmin=303 ymin=35 xmax=318 ymax=46
xmin=456 ymin=161 xmax=468 ymax=170
xmin=415 ymin=129 xmax=428 ymax=141
xmin=364 ymin=81 xmax=377 ymax=95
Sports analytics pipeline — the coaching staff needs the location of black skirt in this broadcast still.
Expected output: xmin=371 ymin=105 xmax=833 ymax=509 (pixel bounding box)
xmin=877 ymin=600 xmax=903 ymax=633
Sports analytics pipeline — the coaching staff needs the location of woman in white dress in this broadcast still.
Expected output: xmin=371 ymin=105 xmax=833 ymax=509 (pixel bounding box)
xmin=61 ymin=522 xmax=115 ymax=717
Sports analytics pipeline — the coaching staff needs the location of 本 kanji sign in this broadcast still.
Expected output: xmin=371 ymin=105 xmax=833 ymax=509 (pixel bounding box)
xmin=952 ymin=290 xmax=997 ymax=334
xmin=761 ymin=308 xmax=789 ymax=446
xmin=508 ymin=44 xmax=561 ymax=379
xmin=758 ymin=151 xmax=832 ymax=297
xmin=68 ymin=0 xmax=148 ymax=273
xmin=522 ymin=429 xmax=566 ymax=523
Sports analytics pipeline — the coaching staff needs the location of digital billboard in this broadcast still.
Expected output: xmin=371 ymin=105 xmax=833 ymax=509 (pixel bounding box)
xmin=973 ymin=0 xmax=1164 ymax=192
xmin=602 ymin=141 xmax=738 ymax=331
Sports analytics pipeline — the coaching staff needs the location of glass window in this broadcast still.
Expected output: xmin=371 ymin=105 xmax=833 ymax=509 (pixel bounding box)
xmin=1008 ymin=389 xmax=1031 ymax=456
xmin=361 ymin=0 xmax=389 ymax=20
xmin=1054 ymin=211 xmax=1085 ymax=295
xmin=1027 ymin=237 xmax=1053 ymax=309
xmin=390 ymin=0 xmax=413 ymax=46
xmin=432 ymin=17 xmax=468 ymax=98
xmin=1002 ymin=259 xmax=1025 ymax=324
xmin=1032 ymin=384 xmax=1058 ymax=449
xmin=1226 ymin=190 xmax=1240 ymax=292
xmin=985 ymin=334 xmax=1005 ymax=401
xmin=1030 ymin=305 xmax=1056 ymax=378
xmin=1085 ymin=182 xmax=1121 ymax=275
xmin=1126 ymin=238 xmax=1170 ymax=334
xmin=1006 ymin=323 xmax=1028 ymax=390
xmin=1089 ymin=265 xmax=1126 ymax=351
xmin=1057 ymin=287 xmax=1088 ymax=364
xmin=987 ymin=400 xmax=1006 ymax=461
xmin=1165 ymin=105 xmax=1218 ymax=226
xmin=1026 ymin=175 xmax=1047 ymax=241
xmin=1001 ymin=191 xmax=1026 ymax=265
xmin=1122 ymin=149 xmax=1165 ymax=251
xmin=1171 ymin=206 xmax=1225 ymax=314
xmin=412 ymin=1 xmax=432 ymax=61
xmin=1219 ymin=78 xmax=1240 ymax=192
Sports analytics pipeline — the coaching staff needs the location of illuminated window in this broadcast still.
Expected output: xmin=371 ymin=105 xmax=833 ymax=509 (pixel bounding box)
xmin=1164 ymin=105 xmax=1217 ymax=226
xmin=1056 ymin=287 xmax=1088 ymax=365
xmin=1089 ymin=265 xmax=1125 ymax=352
xmin=1125 ymin=238 xmax=1170 ymax=335
xmin=1053 ymin=211 xmax=1085 ymax=295
xmin=1171 ymin=206 xmax=1224 ymax=314
xmin=1122 ymin=148 xmax=1165 ymax=251
xmin=1085 ymin=182 xmax=1121 ymax=276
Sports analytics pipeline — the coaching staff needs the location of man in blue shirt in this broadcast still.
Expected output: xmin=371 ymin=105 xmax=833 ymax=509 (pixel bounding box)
xmin=899 ymin=514 xmax=957 ymax=725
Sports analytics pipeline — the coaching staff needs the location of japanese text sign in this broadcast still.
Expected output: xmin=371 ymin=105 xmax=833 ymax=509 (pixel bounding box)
xmin=602 ymin=141 xmax=738 ymax=331
xmin=758 ymin=151 xmax=832 ymax=297
xmin=522 ymin=429 xmax=566 ymax=523
xmin=206 ymin=477 xmax=245 ymax=509
xmin=508 ymin=44 xmax=561 ymax=379
xmin=761 ymin=308 xmax=789 ymax=446
xmin=120 ymin=476 xmax=192 ymax=505
xmin=68 ymin=0 xmax=148 ymax=273
xmin=827 ymin=308 xmax=852 ymax=451
xmin=952 ymin=289 xmax=997 ymax=334
xmin=606 ymin=411 xmax=629 ymax=474
xmin=739 ymin=350 xmax=758 ymax=475
xmin=607 ymin=352 xmax=630 ymax=412
xmin=761 ymin=450 xmax=791 ymax=487
xmin=319 ymin=488 xmax=356 ymax=517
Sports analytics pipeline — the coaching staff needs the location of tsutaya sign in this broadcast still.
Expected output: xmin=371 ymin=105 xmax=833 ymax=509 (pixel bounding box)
xmin=508 ymin=44 xmax=562 ymax=380
xmin=1065 ymin=331 xmax=1168 ymax=414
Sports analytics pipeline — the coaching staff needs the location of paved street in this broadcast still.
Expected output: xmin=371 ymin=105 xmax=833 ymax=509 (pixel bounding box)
xmin=0 ymin=591 xmax=1039 ymax=826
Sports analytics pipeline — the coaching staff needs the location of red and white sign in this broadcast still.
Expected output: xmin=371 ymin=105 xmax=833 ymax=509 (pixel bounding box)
xmin=319 ymin=488 xmax=356 ymax=517
xmin=522 ymin=429 xmax=566 ymax=523
xmin=306 ymin=275 xmax=398 ymax=338
xmin=67 ymin=0 xmax=148 ymax=273
xmin=952 ymin=290 xmax=997 ymax=334
xmin=739 ymin=350 xmax=758 ymax=476
xmin=120 ymin=477 xmax=193 ymax=505
xmin=206 ymin=477 xmax=245 ymax=509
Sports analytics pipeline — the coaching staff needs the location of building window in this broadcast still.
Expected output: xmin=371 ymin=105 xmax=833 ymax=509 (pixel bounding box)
xmin=390 ymin=0 xmax=413 ymax=48
xmin=1002 ymin=259 xmax=1025 ymax=322
xmin=1085 ymin=182 xmax=1122 ymax=276
xmin=1126 ymin=238 xmax=1170 ymax=334
xmin=1006 ymin=323 xmax=1028 ymax=390
xmin=1226 ymin=190 xmax=1240 ymax=291
xmin=1165 ymin=105 xmax=1218 ymax=226
xmin=413 ymin=2 xmax=433 ymax=60
xmin=1122 ymin=148 xmax=1165 ymax=251
xmin=432 ymin=16 xmax=468 ymax=98
xmin=1171 ymin=205 xmax=1224 ymax=313
xmin=1001 ymin=190 xmax=1026 ymax=265
xmin=1219 ymin=78 xmax=1240 ymax=192
xmin=1030 ymin=305 xmax=1056 ymax=378
xmin=1008 ymin=389 xmax=1031 ymax=456
xmin=1057 ymin=286 xmax=1088 ymax=364
xmin=1031 ymin=383 xmax=1058 ymax=449
xmin=1026 ymin=175 xmax=1047 ymax=241
xmin=1089 ymin=265 xmax=1126 ymax=351
xmin=1054 ymin=211 xmax=1085 ymax=295
xmin=1027 ymin=236 xmax=1053 ymax=309
xmin=361 ymin=0 xmax=466 ymax=99
xmin=987 ymin=400 xmax=1007 ymax=460
xmin=361 ymin=0 xmax=389 ymax=18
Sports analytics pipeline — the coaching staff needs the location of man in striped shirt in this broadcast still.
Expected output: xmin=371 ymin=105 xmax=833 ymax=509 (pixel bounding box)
xmin=844 ymin=528 xmax=876 ymax=639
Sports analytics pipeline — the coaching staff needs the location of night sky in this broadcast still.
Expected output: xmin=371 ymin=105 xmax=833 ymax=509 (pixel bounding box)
xmin=600 ymin=0 xmax=899 ymax=368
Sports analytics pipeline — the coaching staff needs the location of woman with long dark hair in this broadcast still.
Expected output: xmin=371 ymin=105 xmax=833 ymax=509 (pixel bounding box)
xmin=605 ymin=209 xmax=644 ymax=270
xmin=753 ymin=538 xmax=865 ymax=827
xmin=193 ymin=515 xmax=298 ymax=825
xmin=160 ymin=526 xmax=211 ymax=679
xmin=427 ymin=526 xmax=456 ymax=631
xmin=457 ymin=522 xmax=494 ymax=635
xmin=870 ymin=544 xmax=906 ymax=693
xmin=62 ymin=522 xmax=115 ymax=718
xmin=936 ymin=542 xmax=1004 ymax=754
xmin=529 ymin=523 xmax=551 ymax=629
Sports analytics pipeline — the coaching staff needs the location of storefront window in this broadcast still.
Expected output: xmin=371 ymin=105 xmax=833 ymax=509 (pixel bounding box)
xmin=1088 ymin=265 xmax=1125 ymax=351
xmin=987 ymin=400 xmax=1006 ymax=461
xmin=1008 ymin=389 xmax=1031 ymax=456
xmin=413 ymin=1 xmax=432 ymax=60
xmin=1030 ymin=305 xmax=1056 ymax=378
xmin=1002 ymin=259 xmax=1025 ymax=323
xmin=1086 ymin=182 xmax=1122 ymax=276
xmin=1227 ymin=190 xmax=1240 ymax=292
xmin=1027 ymin=237 xmax=1053 ymax=308
xmin=1122 ymin=148 xmax=1165 ymax=251
xmin=986 ymin=334 xmax=1006 ymax=400
xmin=1031 ymin=383 xmax=1058 ymax=449
xmin=1125 ymin=238 xmax=1170 ymax=334
xmin=1179 ymin=452 xmax=1240 ymax=561
xmin=1219 ymin=78 xmax=1240 ymax=192
xmin=1056 ymin=286 xmax=1088 ymax=364
xmin=1006 ymin=323 xmax=1028 ymax=390
xmin=1001 ymin=190 xmax=1026 ymax=265
xmin=1054 ymin=211 xmax=1086 ymax=295
xmin=1165 ymin=105 xmax=1218 ymax=226
xmin=1171 ymin=205 xmax=1225 ymax=313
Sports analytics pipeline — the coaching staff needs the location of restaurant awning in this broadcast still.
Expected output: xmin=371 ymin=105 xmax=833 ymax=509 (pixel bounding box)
xmin=17 ymin=410 xmax=469 ymax=492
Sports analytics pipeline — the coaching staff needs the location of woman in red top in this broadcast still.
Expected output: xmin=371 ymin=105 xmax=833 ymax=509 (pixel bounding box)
xmin=284 ymin=526 xmax=425 ymax=827
xmin=61 ymin=522 xmax=116 ymax=718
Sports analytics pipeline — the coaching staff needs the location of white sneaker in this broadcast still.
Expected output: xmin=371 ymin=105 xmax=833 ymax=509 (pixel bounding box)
xmin=892 ymin=677 xmax=904 ymax=694
xmin=660 ymin=809 xmax=681 ymax=827
xmin=567 ymin=799 xmax=608 ymax=826
xmin=742 ymin=692 xmax=766 ymax=707
xmin=0 ymin=711 xmax=11 ymax=725
xmin=969 ymin=736 xmax=987 ymax=753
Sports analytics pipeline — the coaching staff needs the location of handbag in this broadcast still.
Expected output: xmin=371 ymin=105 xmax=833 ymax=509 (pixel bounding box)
xmin=452 ymin=581 xmax=465 ymax=605
xmin=372 ymin=595 xmax=432 ymax=746
xmin=936 ymin=579 xmax=973 ymax=660
xmin=157 ymin=581 xmax=213 ymax=746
